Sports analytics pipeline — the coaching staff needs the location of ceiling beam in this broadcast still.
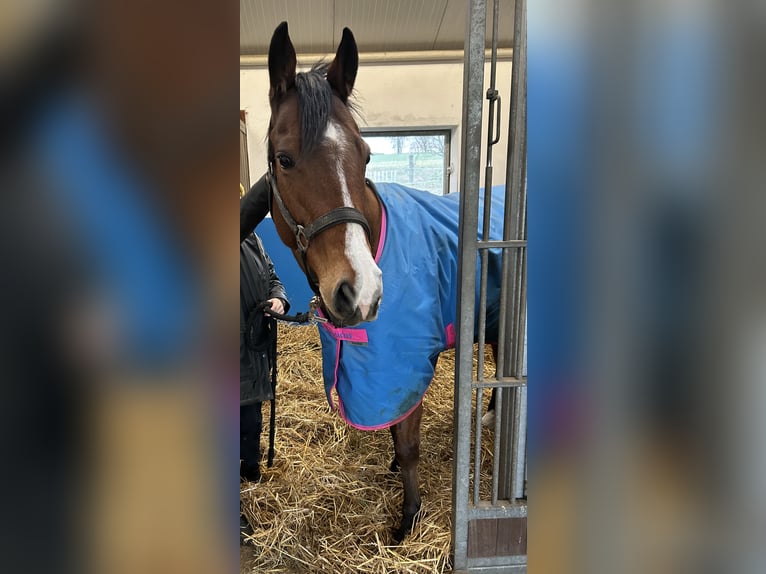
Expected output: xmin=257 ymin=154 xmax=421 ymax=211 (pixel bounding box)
xmin=240 ymin=48 xmax=513 ymax=68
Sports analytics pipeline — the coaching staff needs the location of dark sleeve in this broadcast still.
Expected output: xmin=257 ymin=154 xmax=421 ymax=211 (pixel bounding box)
xmin=240 ymin=173 xmax=270 ymax=243
xmin=264 ymin=248 xmax=290 ymax=313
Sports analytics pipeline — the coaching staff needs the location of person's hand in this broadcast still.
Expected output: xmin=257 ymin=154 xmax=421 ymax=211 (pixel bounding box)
xmin=266 ymin=298 xmax=285 ymax=315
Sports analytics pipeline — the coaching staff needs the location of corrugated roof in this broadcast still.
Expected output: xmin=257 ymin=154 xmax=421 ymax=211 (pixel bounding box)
xmin=240 ymin=0 xmax=514 ymax=56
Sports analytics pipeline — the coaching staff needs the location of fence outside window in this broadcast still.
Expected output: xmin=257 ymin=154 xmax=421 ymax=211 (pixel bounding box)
xmin=362 ymin=129 xmax=452 ymax=195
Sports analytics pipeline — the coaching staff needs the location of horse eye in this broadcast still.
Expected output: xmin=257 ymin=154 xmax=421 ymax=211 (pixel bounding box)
xmin=277 ymin=154 xmax=294 ymax=169
xmin=366 ymin=154 xmax=371 ymax=165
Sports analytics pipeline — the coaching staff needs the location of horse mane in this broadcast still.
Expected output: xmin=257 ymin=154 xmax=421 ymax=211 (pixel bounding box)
xmin=294 ymin=63 xmax=360 ymax=154
xmin=294 ymin=63 xmax=333 ymax=154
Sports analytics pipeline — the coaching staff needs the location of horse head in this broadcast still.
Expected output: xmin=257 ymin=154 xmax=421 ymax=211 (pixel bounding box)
xmin=267 ymin=22 xmax=382 ymax=326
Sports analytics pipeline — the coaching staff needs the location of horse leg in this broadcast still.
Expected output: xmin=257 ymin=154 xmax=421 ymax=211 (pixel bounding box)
xmin=389 ymin=402 xmax=423 ymax=542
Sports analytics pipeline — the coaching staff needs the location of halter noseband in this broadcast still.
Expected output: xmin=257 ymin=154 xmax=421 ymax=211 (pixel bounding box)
xmin=266 ymin=161 xmax=374 ymax=296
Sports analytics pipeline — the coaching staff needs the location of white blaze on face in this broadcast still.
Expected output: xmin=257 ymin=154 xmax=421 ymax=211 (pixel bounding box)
xmin=323 ymin=121 xmax=382 ymax=319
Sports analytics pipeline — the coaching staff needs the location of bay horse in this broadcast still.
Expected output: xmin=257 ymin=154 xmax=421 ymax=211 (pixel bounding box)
xmin=264 ymin=22 xmax=503 ymax=542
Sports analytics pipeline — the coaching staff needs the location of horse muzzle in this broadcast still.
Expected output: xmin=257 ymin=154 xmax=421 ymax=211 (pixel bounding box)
xmin=330 ymin=278 xmax=382 ymax=326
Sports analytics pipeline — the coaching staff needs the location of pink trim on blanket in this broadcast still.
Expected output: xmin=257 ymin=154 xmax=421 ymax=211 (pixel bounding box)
xmin=338 ymin=395 xmax=424 ymax=431
xmin=323 ymin=200 xmax=406 ymax=431
xmin=321 ymin=321 xmax=369 ymax=344
xmin=445 ymin=322 xmax=456 ymax=349
xmin=328 ymin=338 xmax=341 ymax=411
xmin=374 ymin=200 xmax=387 ymax=263
xmin=320 ymin=309 xmax=424 ymax=430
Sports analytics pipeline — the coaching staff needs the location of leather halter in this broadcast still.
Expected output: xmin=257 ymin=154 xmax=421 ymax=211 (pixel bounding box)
xmin=266 ymin=161 xmax=374 ymax=296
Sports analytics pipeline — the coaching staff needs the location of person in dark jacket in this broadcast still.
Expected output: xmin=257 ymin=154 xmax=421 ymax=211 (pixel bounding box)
xmin=240 ymin=174 xmax=270 ymax=243
xmin=240 ymin=231 xmax=289 ymax=482
xmin=241 ymin=178 xmax=287 ymax=544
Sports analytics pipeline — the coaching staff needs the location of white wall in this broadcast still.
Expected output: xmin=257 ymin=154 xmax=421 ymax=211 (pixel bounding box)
xmin=240 ymin=58 xmax=513 ymax=195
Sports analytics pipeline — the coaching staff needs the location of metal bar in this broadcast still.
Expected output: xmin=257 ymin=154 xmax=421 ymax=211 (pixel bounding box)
xmin=477 ymin=0 xmax=501 ymax=389
xmin=512 ymin=207 xmax=528 ymax=500
xmin=477 ymin=246 xmax=489 ymax=384
xmin=462 ymin=565 xmax=527 ymax=574
xmin=473 ymin=387 xmax=484 ymax=505
xmin=498 ymin=0 xmax=529 ymax=552
xmin=451 ymin=0 xmax=487 ymax=568
xmin=498 ymin=388 xmax=515 ymax=500
xmin=510 ymin=187 xmax=527 ymax=378
xmin=509 ymin=206 xmax=527 ymax=502
xmin=506 ymin=252 xmax=526 ymax=501
xmin=509 ymin=387 xmax=523 ymax=499
xmin=514 ymin=238 xmax=527 ymax=373
xmin=488 ymin=0 xmax=500 ymax=109
xmin=468 ymin=501 xmax=528 ymax=519
xmin=504 ymin=2 xmax=528 ymax=211
xmin=505 ymin=0 xmax=529 ymax=377
xmin=466 ymin=563 xmax=526 ymax=574
xmin=443 ymin=131 xmax=452 ymax=195
xmin=494 ymin=235 xmax=512 ymax=384
xmin=494 ymin=152 xmax=517 ymax=389
xmin=482 ymin=0 xmax=500 ymax=200
xmin=491 ymin=386 xmax=503 ymax=504
xmin=454 ymin=566 xmax=527 ymax=574
xmin=480 ymin=0 xmax=503 ymax=511
xmin=510 ymin=250 xmax=524 ymax=374
xmin=499 ymin=0 xmax=527 ymax=504
xmin=493 ymin=0 xmax=519 ymax=404
xmin=509 ymin=0 xmax=528 ymax=516
xmin=513 ymin=386 xmax=528 ymax=499
xmin=467 ymin=555 xmax=528 ymax=569
xmin=477 ymin=239 xmax=527 ymax=248
xmin=472 ymin=377 xmax=527 ymax=389
xmin=524 ymin=438 xmax=528 ymax=498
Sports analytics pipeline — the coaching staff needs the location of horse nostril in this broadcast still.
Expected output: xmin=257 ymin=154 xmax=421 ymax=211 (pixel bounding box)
xmin=333 ymin=281 xmax=357 ymax=318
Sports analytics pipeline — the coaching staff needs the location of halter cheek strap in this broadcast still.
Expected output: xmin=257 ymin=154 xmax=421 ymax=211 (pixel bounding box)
xmin=266 ymin=162 xmax=374 ymax=297
xmin=268 ymin=173 xmax=371 ymax=253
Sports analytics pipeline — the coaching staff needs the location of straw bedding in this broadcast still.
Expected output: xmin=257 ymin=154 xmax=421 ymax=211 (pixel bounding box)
xmin=240 ymin=324 xmax=496 ymax=574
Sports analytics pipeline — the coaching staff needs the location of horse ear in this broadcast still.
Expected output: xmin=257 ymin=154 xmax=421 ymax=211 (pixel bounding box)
xmin=268 ymin=21 xmax=296 ymax=103
xmin=327 ymin=28 xmax=358 ymax=103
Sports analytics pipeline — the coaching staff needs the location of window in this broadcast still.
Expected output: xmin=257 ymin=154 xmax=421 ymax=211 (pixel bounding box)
xmin=240 ymin=112 xmax=250 ymax=193
xmin=362 ymin=130 xmax=451 ymax=195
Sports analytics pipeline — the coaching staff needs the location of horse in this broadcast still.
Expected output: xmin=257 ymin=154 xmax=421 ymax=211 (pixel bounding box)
xmin=263 ymin=21 xmax=504 ymax=542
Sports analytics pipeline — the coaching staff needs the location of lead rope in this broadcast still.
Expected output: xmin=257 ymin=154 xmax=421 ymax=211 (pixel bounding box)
xmin=255 ymin=297 xmax=327 ymax=325
xmin=251 ymin=297 xmax=326 ymax=468
xmin=266 ymin=318 xmax=277 ymax=467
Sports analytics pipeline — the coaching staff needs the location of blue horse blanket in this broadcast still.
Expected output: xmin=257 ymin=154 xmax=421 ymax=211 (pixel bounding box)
xmin=318 ymin=182 xmax=505 ymax=430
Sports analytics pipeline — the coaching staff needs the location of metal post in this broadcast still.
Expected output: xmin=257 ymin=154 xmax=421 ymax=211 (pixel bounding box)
xmin=479 ymin=0 xmax=503 ymax=508
xmin=451 ymin=0 xmax=487 ymax=569
xmin=498 ymin=0 xmax=527 ymax=502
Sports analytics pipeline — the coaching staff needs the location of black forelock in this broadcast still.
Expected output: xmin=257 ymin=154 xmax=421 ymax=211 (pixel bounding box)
xmin=294 ymin=63 xmax=333 ymax=154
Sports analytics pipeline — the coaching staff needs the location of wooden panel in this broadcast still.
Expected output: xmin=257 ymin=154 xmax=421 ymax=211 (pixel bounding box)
xmin=467 ymin=517 xmax=527 ymax=558
xmin=496 ymin=517 xmax=527 ymax=556
xmin=467 ymin=518 xmax=498 ymax=558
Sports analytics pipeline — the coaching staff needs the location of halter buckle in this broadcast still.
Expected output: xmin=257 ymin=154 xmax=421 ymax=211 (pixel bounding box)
xmin=295 ymin=225 xmax=310 ymax=252
xmin=309 ymin=296 xmax=327 ymax=323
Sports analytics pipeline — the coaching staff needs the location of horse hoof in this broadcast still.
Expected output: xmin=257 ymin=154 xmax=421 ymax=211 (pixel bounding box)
xmin=482 ymin=410 xmax=495 ymax=428
xmin=392 ymin=511 xmax=417 ymax=543
xmin=392 ymin=525 xmax=409 ymax=544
